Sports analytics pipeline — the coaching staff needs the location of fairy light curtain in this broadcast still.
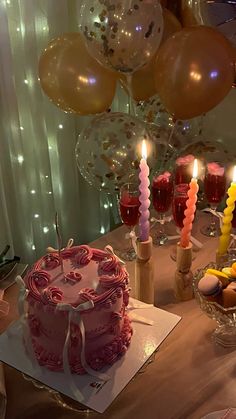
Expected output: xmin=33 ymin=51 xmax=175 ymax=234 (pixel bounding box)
xmin=0 ymin=0 xmax=125 ymax=264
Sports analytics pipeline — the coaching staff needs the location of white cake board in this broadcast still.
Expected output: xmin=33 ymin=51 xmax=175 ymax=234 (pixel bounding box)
xmin=0 ymin=298 xmax=181 ymax=413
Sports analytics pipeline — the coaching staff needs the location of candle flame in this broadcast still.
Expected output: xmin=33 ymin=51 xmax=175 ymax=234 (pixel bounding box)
xmin=233 ymin=165 xmax=236 ymax=183
xmin=142 ymin=140 xmax=147 ymax=160
xmin=192 ymin=159 xmax=198 ymax=179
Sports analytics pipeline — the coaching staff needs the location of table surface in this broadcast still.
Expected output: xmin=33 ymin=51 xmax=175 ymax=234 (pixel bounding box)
xmin=1 ymin=212 xmax=235 ymax=419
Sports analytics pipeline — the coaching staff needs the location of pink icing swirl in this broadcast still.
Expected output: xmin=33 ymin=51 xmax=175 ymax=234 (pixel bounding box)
xmin=42 ymin=254 xmax=60 ymax=270
xmin=77 ymin=288 xmax=97 ymax=304
xmin=61 ymin=246 xmax=80 ymax=259
xmin=30 ymin=270 xmax=50 ymax=288
xmin=100 ymin=266 xmax=128 ymax=289
xmin=42 ymin=287 xmax=63 ymax=305
xmin=176 ymin=154 xmax=194 ymax=166
xmin=207 ymin=162 xmax=225 ymax=176
xmin=65 ymin=271 xmax=82 ymax=284
xmin=99 ymin=255 xmax=118 ymax=272
xmin=74 ymin=245 xmax=93 ymax=266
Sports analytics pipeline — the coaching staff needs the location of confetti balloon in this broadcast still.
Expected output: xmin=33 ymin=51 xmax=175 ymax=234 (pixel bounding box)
xmin=135 ymin=95 xmax=202 ymax=147
xmin=122 ymin=8 xmax=182 ymax=102
xmin=79 ymin=0 xmax=163 ymax=74
xmin=75 ymin=112 xmax=176 ymax=193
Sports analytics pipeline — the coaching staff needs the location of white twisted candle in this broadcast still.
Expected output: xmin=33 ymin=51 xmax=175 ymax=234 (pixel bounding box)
xmin=139 ymin=140 xmax=150 ymax=242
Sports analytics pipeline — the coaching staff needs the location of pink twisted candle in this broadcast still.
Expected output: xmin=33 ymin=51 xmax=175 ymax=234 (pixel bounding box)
xmin=180 ymin=159 xmax=199 ymax=248
xmin=139 ymin=140 xmax=150 ymax=242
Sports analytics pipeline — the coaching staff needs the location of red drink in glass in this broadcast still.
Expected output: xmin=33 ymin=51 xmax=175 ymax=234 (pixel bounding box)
xmin=172 ymin=184 xmax=189 ymax=229
xmin=204 ymin=173 xmax=226 ymax=204
xmin=120 ymin=195 xmax=140 ymax=227
xmin=152 ymin=172 xmax=173 ymax=213
xmin=175 ymin=155 xmax=194 ymax=185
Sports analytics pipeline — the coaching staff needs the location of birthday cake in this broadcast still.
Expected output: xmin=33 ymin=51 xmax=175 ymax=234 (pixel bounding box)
xmin=24 ymin=244 xmax=133 ymax=373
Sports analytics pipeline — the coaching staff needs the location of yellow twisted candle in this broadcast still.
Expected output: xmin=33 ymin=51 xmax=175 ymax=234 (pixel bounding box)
xmin=218 ymin=166 xmax=236 ymax=255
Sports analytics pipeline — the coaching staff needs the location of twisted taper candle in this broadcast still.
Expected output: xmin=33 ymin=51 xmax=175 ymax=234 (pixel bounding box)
xmin=180 ymin=178 xmax=199 ymax=248
xmin=218 ymin=182 xmax=236 ymax=255
xmin=139 ymin=141 xmax=150 ymax=242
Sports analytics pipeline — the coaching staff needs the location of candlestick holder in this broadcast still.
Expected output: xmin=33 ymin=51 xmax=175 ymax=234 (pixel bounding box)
xmin=135 ymin=237 xmax=154 ymax=305
xmin=174 ymin=242 xmax=193 ymax=301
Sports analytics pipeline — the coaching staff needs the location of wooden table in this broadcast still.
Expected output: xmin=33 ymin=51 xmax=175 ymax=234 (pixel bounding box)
xmin=1 ymin=213 xmax=235 ymax=419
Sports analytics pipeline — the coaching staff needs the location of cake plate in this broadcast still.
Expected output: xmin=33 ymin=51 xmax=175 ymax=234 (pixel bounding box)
xmin=193 ymin=263 xmax=236 ymax=348
xmin=0 ymin=299 xmax=181 ymax=413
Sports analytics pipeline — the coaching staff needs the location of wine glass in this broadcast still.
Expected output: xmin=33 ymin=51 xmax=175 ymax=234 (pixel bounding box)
xmin=201 ymin=162 xmax=226 ymax=237
xmin=175 ymin=154 xmax=195 ymax=185
xmin=151 ymin=171 xmax=173 ymax=245
xmin=119 ymin=183 xmax=140 ymax=261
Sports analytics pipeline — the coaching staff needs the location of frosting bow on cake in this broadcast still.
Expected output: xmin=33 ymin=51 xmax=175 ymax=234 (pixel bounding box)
xmin=56 ymin=300 xmax=110 ymax=402
xmin=15 ymin=276 xmax=42 ymax=375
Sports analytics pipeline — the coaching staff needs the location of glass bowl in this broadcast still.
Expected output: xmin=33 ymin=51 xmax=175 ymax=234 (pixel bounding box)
xmin=193 ymin=262 xmax=236 ymax=348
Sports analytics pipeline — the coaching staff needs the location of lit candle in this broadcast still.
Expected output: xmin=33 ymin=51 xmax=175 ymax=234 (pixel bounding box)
xmin=180 ymin=159 xmax=199 ymax=248
xmin=218 ymin=166 xmax=236 ymax=256
xmin=139 ymin=140 xmax=150 ymax=242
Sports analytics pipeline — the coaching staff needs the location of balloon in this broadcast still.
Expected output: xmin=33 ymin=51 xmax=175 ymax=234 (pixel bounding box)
xmin=121 ymin=8 xmax=181 ymax=102
xmin=39 ymin=33 xmax=117 ymax=115
xmin=154 ymin=26 xmax=235 ymax=120
xmin=181 ymin=0 xmax=236 ymax=48
xmin=135 ymin=95 xmax=202 ymax=148
xmin=75 ymin=112 xmax=176 ymax=193
xmin=79 ymin=0 xmax=163 ymax=74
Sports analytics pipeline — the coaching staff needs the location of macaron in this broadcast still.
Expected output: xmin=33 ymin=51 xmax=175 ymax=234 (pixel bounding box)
xmin=205 ymin=268 xmax=229 ymax=288
xmin=231 ymin=262 xmax=236 ymax=276
xmin=221 ymin=288 xmax=236 ymax=308
xmin=198 ymin=274 xmax=223 ymax=302
xmin=222 ymin=267 xmax=236 ymax=280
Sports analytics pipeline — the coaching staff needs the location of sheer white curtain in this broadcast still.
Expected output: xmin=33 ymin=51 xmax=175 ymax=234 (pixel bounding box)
xmin=0 ymin=0 xmax=125 ymax=264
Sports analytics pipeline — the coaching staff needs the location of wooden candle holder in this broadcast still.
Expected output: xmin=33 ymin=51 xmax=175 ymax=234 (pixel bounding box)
xmin=174 ymin=242 xmax=193 ymax=301
xmin=135 ymin=237 xmax=154 ymax=305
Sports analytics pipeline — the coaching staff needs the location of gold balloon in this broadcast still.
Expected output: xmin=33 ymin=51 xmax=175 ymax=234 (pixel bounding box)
xmin=155 ymin=26 xmax=235 ymax=120
xmin=123 ymin=8 xmax=182 ymax=102
xmin=181 ymin=0 xmax=236 ymax=48
xmin=39 ymin=33 xmax=117 ymax=115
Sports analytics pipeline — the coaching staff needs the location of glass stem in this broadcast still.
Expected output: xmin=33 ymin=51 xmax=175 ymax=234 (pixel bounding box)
xmin=129 ymin=226 xmax=135 ymax=250
xmin=210 ymin=205 xmax=217 ymax=233
xmin=158 ymin=213 xmax=165 ymax=236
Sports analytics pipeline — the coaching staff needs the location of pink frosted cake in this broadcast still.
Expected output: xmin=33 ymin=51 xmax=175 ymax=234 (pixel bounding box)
xmin=24 ymin=244 xmax=133 ymax=374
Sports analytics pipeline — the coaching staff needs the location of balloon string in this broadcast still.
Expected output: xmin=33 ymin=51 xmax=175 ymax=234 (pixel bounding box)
xmin=159 ymin=120 xmax=177 ymax=172
xmin=125 ymin=74 xmax=136 ymax=117
xmin=198 ymin=114 xmax=205 ymax=136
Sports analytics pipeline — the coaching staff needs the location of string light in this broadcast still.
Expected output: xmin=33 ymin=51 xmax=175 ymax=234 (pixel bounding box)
xmin=24 ymin=79 xmax=28 ymax=85
xmin=48 ymin=191 xmax=52 ymax=195
xmin=100 ymin=226 xmax=105 ymax=234
xmin=17 ymin=155 xmax=24 ymax=164
xmin=104 ymin=204 xmax=108 ymax=209
xmin=16 ymin=27 xmax=20 ymax=32
xmin=34 ymin=214 xmax=39 ymax=218
xmin=20 ymin=126 xmax=24 ymax=130
xmin=58 ymin=124 xmax=63 ymax=129
xmin=30 ymin=190 xmax=36 ymax=194
xmin=45 ymin=175 xmax=49 ymax=178
xmin=43 ymin=227 xmax=49 ymax=233
xmin=32 ymin=245 xmax=36 ymax=250
xmin=110 ymin=203 xmax=113 ymax=207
